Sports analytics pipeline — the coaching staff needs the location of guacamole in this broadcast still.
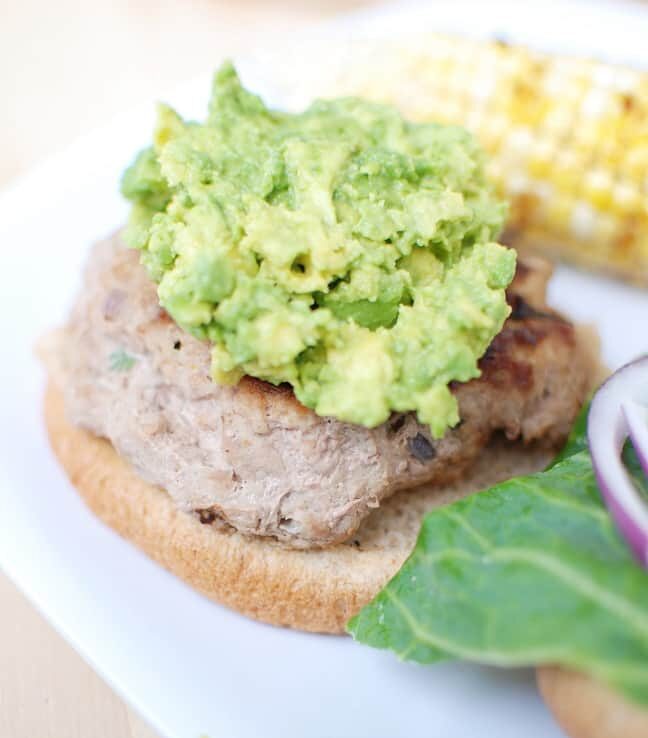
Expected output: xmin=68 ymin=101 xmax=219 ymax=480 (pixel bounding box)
xmin=121 ymin=63 xmax=514 ymax=437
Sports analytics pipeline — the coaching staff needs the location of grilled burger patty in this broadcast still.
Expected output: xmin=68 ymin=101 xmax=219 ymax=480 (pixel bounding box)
xmin=43 ymin=233 xmax=592 ymax=548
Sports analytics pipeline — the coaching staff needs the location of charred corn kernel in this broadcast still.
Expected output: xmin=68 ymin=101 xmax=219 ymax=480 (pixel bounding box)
xmin=329 ymin=33 xmax=648 ymax=285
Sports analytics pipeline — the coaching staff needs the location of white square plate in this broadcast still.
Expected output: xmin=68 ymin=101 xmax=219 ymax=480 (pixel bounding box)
xmin=1 ymin=2 xmax=648 ymax=736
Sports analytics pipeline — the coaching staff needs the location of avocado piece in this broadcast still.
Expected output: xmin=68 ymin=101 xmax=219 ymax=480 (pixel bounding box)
xmin=121 ymin=62 xmax=514 ymax=437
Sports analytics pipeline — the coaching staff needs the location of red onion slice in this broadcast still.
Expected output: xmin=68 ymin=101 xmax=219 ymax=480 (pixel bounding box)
xmin=624 ymin=400 xmax=648 ymax=478
xmin=587 ymin=356 xmax=648 ymax=568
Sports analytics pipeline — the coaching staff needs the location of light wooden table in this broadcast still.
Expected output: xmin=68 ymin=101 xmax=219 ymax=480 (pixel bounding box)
xmin=0 ymin=2 xmax=371 ymax=736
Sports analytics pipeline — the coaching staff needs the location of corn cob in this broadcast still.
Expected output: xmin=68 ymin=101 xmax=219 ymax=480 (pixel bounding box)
xmin=324 ymin=35 xmax=648 ymax=287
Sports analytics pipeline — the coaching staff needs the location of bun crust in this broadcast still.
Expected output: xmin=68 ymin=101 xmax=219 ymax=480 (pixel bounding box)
xmin=537 ymin=667 xmax=648 ymax=738
xmin=45 ymin=382 xmax=553 ymax=633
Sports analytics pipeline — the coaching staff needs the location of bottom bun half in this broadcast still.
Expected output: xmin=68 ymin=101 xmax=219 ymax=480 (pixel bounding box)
xmin=45 ymin=382 xmax=554 ymax=634
xmin=537 ymin=667 xmax=648 ymax=738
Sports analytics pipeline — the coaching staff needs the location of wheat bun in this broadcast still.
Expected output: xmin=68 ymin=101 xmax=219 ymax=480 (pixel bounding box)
xmin=45 ymin=382 xmax=556 ymax=634
xmin=537 ymin=667 xmax=648 ymax=738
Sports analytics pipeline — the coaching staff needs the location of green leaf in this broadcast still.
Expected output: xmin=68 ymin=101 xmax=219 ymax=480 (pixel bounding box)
xmin=625 ymin=441 xmax=648 ymax=501
xmin=109 ymin=349 xmax=137 ymax=372
xmin=548 ymin=400 xmax=590 ymax=466
xmin=348 ymin=448 xmax=648 ymax=706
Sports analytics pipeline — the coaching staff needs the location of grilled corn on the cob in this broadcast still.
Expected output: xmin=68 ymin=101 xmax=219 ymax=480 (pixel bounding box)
xmin=324 ymin=35 xmax=648 ymax=286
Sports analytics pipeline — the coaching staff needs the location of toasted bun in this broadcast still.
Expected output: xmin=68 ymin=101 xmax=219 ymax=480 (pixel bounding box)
xmin=45 ymin=382 xmax=557 ymax=633
xmin=537 ymin=667 xmax=648 ymax=738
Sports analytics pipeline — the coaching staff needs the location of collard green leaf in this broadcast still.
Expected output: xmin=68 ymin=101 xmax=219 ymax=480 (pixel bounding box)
xmin=625 ymin=442 xmax=648 ymax=501
xmin=548 ymin=400 xmax=589 ymax=466
xmin=348 ymin=448 xmax=648 ymax=706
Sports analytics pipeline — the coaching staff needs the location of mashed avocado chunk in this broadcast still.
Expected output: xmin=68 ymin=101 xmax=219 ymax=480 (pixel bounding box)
xmin=121 ymin=63 xmax=514 ymax=437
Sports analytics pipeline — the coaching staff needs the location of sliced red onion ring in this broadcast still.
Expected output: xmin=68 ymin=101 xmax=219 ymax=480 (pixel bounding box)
xmin=587 ymin=356 xmax=648 ymax=568
xmin=625 ymin=399 xmax=648 ymax=478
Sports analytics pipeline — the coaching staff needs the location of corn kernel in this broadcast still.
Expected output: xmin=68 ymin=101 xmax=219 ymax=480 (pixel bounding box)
xmin=625 ymin=146 xmax=648 ymax=183
xmin=570 ymin=202 xmax=596 ymax=240
xmin=528 ymin=139 xmax=555 ymax=179
xmin=328 ymin=31 xmax=648 ymax=284
xmin=552 ymin=151 xmax=583 ymax=195
xmin=583 ymin=170 xmax=615 ymax=211
xmin=545 ymin=197 xmax=574 ymax=234
xmin=612 ymin=182 xmax=644 ymax=216
xmin=592 ymin=213 xmax=619 ymax=249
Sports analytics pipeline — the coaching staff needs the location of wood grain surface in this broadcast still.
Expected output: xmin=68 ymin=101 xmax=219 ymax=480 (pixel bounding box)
xmin=0 ymin=575 xmax=158 ymax=738
xmin=0 ymin=3 xmax=371 ymax=735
